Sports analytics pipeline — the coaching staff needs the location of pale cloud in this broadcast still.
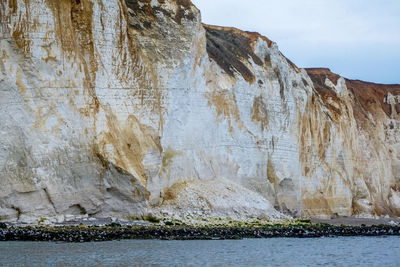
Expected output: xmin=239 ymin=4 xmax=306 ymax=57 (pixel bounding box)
xmin=191 ymin=0 xmax=400 ymax=83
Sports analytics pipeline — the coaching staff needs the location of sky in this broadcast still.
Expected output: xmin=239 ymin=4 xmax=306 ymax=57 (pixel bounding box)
xmin=191 ymin=0 xmax=400 ymax=84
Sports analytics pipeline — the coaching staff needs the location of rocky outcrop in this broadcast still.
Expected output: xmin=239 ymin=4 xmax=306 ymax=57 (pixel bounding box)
xmin=305 ymin=68 xmax=400 ymax=217
xmin=0 ymin=0 xmax=399 ymax=223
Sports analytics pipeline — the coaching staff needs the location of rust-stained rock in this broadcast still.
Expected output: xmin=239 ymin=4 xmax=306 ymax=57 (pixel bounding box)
xmin=0 ymin=0 xmax=399 ymax=223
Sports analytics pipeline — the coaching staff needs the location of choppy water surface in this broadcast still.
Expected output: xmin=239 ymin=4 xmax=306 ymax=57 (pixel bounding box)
xmin=0 ymin=236 xmax=399 ymax=266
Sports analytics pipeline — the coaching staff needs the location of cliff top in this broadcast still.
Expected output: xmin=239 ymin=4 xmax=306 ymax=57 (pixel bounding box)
xmin=203 ymin=24 xmax=273 ymax=84
xmin=306 ymin=68 xmax=400 ymax=119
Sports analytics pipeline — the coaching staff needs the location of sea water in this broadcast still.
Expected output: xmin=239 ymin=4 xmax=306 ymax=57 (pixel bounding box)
xmin=0 ymin=236 xmax=399 ymax=266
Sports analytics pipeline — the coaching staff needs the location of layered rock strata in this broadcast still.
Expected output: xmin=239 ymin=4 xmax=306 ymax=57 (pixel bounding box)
xmin=0 ymin=0 xmax=399 ymax=223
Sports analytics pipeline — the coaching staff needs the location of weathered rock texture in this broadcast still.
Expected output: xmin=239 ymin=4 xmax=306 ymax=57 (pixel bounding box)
xmin=0 ymin=0 xmax=399 ymax=223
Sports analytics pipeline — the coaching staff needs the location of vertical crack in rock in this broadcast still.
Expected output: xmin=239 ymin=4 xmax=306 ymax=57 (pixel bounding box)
xmin=12 ymin=206 xmax=22 ymax=220
xmin=43 ymin=188 xmax=57 ymax=214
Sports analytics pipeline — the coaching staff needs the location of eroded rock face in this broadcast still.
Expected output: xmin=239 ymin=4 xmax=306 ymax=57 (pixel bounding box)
xmin=0 ymin=0 xmax=399 ymax=223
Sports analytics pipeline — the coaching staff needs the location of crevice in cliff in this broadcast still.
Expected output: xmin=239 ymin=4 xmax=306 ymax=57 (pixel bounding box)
xmin=66 ymin=204 xmax=87 ymax=215
xmin=11 ymin=206 xmax=21 ymax=221
xmin=43 ymin=188 xmax=57 ymax=214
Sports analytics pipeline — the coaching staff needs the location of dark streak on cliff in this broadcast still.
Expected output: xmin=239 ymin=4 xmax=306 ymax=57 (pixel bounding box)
xmin=203 ymin=24 xmax=272 ymax=84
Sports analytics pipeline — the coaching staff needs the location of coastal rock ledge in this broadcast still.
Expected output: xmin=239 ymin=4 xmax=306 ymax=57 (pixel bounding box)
xmin=1 ymin=0 xmax=400 ymax=224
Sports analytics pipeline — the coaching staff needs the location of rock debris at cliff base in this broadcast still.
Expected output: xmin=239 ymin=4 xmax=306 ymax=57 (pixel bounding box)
xmin=1 ymin=223 xmax=400 ymax=242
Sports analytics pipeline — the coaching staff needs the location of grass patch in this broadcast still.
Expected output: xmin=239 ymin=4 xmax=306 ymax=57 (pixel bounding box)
xmin=38 ymin=217 xmax=47 ymax=225
xmin=297 ymin=219 xmax=311 ymax=224
xmin=144 ymin=215 xmax=160 ymax=223
xmin=108 ymin=222 xmax=122 ymax=227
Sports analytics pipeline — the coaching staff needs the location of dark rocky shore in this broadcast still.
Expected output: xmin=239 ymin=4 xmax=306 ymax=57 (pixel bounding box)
xmin=1 ymin=223 xmax=400 ymax=242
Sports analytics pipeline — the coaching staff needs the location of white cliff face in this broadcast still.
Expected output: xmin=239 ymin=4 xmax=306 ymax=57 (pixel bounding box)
xmin=0 ymin=0 xmax=399 ymax=223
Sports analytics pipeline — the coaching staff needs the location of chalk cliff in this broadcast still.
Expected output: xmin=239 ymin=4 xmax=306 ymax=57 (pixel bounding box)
xmin=1 ymin=0 xmax=399 ymax=223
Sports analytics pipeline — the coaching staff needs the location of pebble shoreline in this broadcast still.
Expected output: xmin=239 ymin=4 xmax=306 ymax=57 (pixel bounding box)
xmin=1 ymin=224 xmax=400 ymax=242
